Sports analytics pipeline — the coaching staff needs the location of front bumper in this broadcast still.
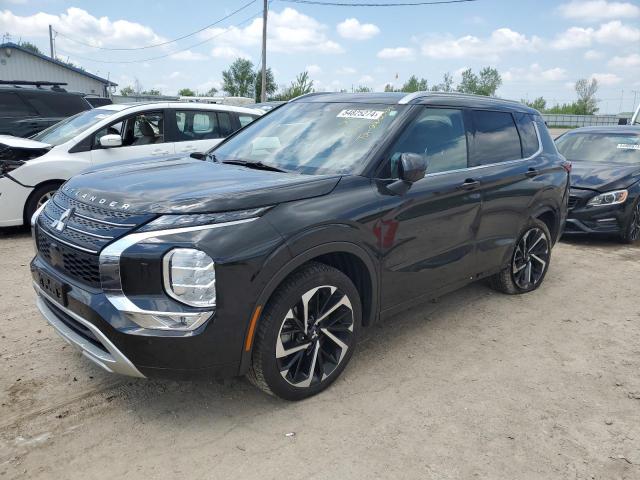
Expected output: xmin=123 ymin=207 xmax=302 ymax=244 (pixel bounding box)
xmin=0 ymin=175 xmax=32 ymax=227
xmin=565 ymin=201 xmax=630 ymax=235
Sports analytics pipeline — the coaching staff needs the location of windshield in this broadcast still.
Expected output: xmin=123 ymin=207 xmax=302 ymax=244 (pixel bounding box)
xmin=32 ymin=109 xmax=116 ymax=146
xmin=212 ymin=102 xmax=407 ymax=175
xmin=556 ymin=132 xmax=640 ymax=164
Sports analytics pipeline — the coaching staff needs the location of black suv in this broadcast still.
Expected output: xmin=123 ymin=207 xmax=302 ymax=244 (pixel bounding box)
xmin=30 ymin=92 xmax=569 ymax=400
xmin=0 ymin=82 xmax=92 ymax=138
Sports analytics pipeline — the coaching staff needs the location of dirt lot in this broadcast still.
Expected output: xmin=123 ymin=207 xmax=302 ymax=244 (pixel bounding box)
xmin=1 ymin=229 xmax=639 ymax=480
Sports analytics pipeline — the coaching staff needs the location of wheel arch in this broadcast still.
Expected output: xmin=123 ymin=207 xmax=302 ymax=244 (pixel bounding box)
xmin=22 ymin=179 xmax=65 ymax=225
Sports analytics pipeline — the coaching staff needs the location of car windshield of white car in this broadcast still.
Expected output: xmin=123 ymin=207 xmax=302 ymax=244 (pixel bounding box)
xmin=32 ymin=109 xmax=115 ymax=146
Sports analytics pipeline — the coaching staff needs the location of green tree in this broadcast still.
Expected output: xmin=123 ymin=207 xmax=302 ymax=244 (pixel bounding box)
xmin=384 ymin=83 xmax=397 ymax=92
xmin=201 ymin=87 xmax=218 ymax=97
xmin=522 ymin=96 xmax=547 ymax=112
xmin=354 ymin=85 xmax=372 ymax=93
xmin=457 ymin=67 xmax=502 ymax=96
xmin=222 ymin=58 xmax=256 ymax=97
xmin=400 ymin=75 xmax=428 ymax=93
xmin=574 ymin=78 xmax=599 ymax=115
xmin=20 ymin=41 xmax=41 ymax=54
xmin=119 ymin=86 xmax=135 ymax=96
xmin=178 ymin=88 xmax=195 ymax=97
xmin=273 ymin=71 xmax=314 ymax=101
xmin=254 ymin=67 xmax=277 ymax=102
xmin=431 ymin=72 xmax=454 ymax=92
xmin=141 ymin=89 xmax=161 ymax=96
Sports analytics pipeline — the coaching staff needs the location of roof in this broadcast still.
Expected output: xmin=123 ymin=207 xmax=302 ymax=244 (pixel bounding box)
xmin=564 ymin=126 xmax=640 ymax=135
xmin=0 ymin=43 xmax=117 ymax=86
xmin=94 ymin=101 xmax=263 ymax=115
xmin=292 ymin=91 xmax=537 ymax=114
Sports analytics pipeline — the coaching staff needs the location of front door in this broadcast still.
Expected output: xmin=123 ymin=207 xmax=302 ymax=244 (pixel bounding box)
xmin=375 ymin=107 xmax=481 ymax=310
xmin=90 ymin=110 xmax=174 ymax=165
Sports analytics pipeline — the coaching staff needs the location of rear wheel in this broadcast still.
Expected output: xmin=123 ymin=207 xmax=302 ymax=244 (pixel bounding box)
xmin=620 ymin=199 xmax=640 ymax=244
xmin=24 ymin=182 xmax=61 ymax=226
xmin=248 ymin=262 xmax=361 ymax=400
xmin=490 ymin=218 xmax=552 ymax=294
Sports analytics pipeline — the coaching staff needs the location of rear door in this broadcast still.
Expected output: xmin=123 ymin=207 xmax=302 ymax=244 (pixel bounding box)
xmin=467 ymin=109 xmax=544 ymax=276
xmin=170 ymin=109 xmax=236 ymax=155
xmin=376 ymin=106 xmax=482 ymax=309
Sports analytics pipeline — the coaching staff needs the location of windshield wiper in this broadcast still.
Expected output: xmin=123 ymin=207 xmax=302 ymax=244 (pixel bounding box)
xmin=221 ymin=159 xmax=288 ymax=173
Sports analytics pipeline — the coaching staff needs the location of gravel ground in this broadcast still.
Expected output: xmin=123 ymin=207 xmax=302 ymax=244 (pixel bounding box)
xmin=1 ymin=229 xmax=639 ymax=480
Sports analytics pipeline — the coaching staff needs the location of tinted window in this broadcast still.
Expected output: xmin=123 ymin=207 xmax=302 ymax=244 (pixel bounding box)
xmin=174 ymin=110 xmax=224 ymax=140
xmin=515 ymin=113 xmax=539 ymax=157
xmin=0 ymin=92 xmax=36 ymax=117
xmin=383 ymin=108 xmax=468 ymax=177
xmin=239 ymin=114 xmax=257 ymax=127
xmin=217 ymin=112 xmax=234 ymax=136
xmin=471 ymin=110 xmax=522 ymax=165
xmin=21 ymin=92 xmax=90 ymax=117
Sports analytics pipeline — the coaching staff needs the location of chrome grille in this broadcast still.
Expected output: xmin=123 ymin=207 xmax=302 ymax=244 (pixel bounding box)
xmin=36 ymin=191 xmax=154 ymax=287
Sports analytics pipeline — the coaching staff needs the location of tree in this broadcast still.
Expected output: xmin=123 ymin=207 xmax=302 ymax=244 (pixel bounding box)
xmin=400 ymin=75 xmax=428 ymax=93
xmin=254 ymin=67 xmax=277 ymax=102
xmin=457 ymin=67 xmax=502 ymax=96
xmin=575 ymin=78 xmax=599 ymax=115
xmin=222 ymin=58 xmax=256 ymax=97
xmin=384 ymin=83 xmax=397 ymax=92
xmin=20 ymin=41 xmax=41 ymax=55
xmin=201 ymin=87 xmax=218 ymax=97
xmin=272 ymin=71 xmax=314 ymax=101
xmin=119 ymin=86 xmax=135 ymax=96
xmin=522 ymin=96 xmax=547 ymax=112
xmin=141 ymin=89 xmax=161 ymax=96
xmin=354 ymin=85 xmax=372 ymax=93
xmin=431 ymin=72 xmax=454 ymax=92
xmin=178 ymin=88 xmax=195 ymax=96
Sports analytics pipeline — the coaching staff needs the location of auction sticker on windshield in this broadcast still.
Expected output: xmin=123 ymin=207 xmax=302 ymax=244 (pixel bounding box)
xmin=617 ymin=143 xmax=640 ymax=150
xmin=337 ymin=109 xmax=384 ymax=120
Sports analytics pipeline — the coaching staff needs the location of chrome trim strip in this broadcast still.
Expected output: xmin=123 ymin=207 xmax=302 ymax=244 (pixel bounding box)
xmin=73 ymin=211 xmax=137 ymax=228
xmin=99 ymin=218 xmax=257 ymax=322
xmin=38 ymin=226 xmax=99 ymax=254
xmin=31 ymin=201 xmax=47 ymax=253
xmin=33 ymin=282 xmax=145 ymax=378
xmin=398 ymin=91 xmax=525 ymax=105
xmin=66 ymin=225 xmax=114 ymax=240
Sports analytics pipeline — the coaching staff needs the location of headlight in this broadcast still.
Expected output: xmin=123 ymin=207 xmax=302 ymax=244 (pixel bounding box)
xmin=0 ymin=160 xmax=25 ymax=176
xmin=138 ymin=207 xmax=270 ymax=232
xmin=587 ymin=190 xmax=628 ymax=207
xmin=163 ymin=248 xmax=216 ymax=307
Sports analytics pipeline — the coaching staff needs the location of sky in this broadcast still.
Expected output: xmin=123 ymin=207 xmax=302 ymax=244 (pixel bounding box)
xmin=1 ymin=0 xmax=639 ymax=113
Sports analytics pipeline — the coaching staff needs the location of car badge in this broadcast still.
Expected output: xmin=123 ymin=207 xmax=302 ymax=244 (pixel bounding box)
xmin=51 ymin=208 xmax=74 ymax=233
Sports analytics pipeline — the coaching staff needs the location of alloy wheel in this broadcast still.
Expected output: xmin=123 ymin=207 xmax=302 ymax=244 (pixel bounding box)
xmin=36 ymin=191 xmax=55 ymax=209
xmin=629 ymin=203 xmax=640 ymax=242
xmin=276 ymin=285 xmax=354 ymax=388
xmin=512 ymin=227 xmax=550 ymax=290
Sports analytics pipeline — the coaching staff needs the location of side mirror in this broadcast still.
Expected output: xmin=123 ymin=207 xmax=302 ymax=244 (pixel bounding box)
xmin=99 ymin=134 xmax=122 ymax=148
xmin=386 ymin=153 xmax=428 ymax=195
xmin=189 ymin=152 xmax=206 ymax=160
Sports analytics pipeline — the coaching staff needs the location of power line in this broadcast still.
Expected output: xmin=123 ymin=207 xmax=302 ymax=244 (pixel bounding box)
xmin=53 ymin=0 xmax=256 ymax=51
xmin=279 ymin=0 xmax=477 ymax=6
xmin=55 ymin=10 xmax=262 ymax=64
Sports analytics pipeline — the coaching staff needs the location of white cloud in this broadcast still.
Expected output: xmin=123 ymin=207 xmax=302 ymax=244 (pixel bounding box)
xmin=584 ymin=49 xmax=603 ymax=59
xmin=170 ymin=50 xmax=208 ymax=61
xmin=608 ymin=53 xmax=640 ymax=68
xmin=558 ymin=0 xmax=640 ymax=22
xmin=336 ymin=18 xmax=380 ymax=40
xmin=377 ymin=47 xmax=415 ymax=60
xmin=552 ymin=21 xmax=640 ymax=49
xmin=0 ymin=8 xmax=167 ymax=51
xmin=210 ymin=46 xmax=249 ymax=59
xmin=168 ymin=71 xmax=185 ymax=80
xmin=337 ymin=66 xmax=357 ymax=75
xmin=420 ymin=28 xmax=540 ymax=60
xmin=590 ymin=72 xmax=622 ymax=85
xmin=358 ymin=75 xmax=374 ymax=84
xmin=306 ymin=64 xmax=322 ymax=75
xmin=503 ymin=64 xmax=567 ymax=83
xmin=200 ymin=7 xmax=343 ymax=55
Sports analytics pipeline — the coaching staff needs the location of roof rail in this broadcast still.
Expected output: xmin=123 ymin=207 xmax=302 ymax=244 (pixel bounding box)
xmin=398 ymin=90 xmax=523 ymax=105
xmin=289 ymin=92 xmax=333 ymax=102
xmin=0 ymin=80 xmax=68 ymax=87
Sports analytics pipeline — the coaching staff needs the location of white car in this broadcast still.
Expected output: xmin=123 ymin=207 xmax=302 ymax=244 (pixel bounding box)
xmin=0 ymin=102 xmax=262 ymax=227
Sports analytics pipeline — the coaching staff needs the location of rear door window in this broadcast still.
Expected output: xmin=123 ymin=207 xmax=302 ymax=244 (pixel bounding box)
xmin=0 ymin=92 xmax=36 ymax=117
xmin=238 ymin=114 xmax=258 ymax=128
xmin=470 ymin=110 xmax=522 ymax=165
xmin=514 ymin=113 xmax=539 ymax=157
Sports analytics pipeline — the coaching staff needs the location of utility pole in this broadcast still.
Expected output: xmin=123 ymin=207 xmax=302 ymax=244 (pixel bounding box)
xmin=48 ymin=25 xmax=54 ymax=58
xmin=260 ymin=0 xmax=268 ymax=102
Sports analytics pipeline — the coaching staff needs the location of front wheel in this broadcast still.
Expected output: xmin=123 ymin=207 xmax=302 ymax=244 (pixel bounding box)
xmin=490 ymin=218 xmax=552 ymax=294
xmin=620 ymin=199 xmax=640 ymax=244
xmin=247 ymin=262 xmax=361 ymax=400
xmin=24 ymin=183 xmax=61 ymax=226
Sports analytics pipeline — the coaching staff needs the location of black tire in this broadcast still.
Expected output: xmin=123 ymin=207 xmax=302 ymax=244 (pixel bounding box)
xmin=490 ymin=218 xmax=552 ymax=295
xmin=620 ymin=199 xmax=640 ymax=244
xmin=247 ymin=262 xmax=361 ymax=400
xmin=24 ymin=182 xmax=61 ymax=226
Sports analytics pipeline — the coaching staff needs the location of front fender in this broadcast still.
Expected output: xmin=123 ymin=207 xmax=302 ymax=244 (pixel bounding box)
xmin=11 ymin=154 xmax=92 ymax=187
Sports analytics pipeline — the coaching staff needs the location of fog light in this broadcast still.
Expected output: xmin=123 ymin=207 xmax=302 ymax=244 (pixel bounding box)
xmin=163 ymin=248 xmax=216 ymax=307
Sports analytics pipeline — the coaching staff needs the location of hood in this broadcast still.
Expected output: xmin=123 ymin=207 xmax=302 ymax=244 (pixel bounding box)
xmin=0 ymin=135 xmax=52 ymax=162
xmin=62 ymin=156 xmax=342 ymax=214
xmin=570 ymin=161 xmax=640 ymax=192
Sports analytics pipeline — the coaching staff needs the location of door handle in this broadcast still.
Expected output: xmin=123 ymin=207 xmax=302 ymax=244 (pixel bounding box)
xmin=459 ymin=179 xmax=480 ymax=190
xmin=152 ymin=149 xmax=170 ymax=155
xmin=526 ymin=168 xmax=539 ymax=178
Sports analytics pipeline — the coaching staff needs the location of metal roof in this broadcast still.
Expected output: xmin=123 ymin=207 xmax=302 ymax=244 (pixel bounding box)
xmin=0 ymin=42 xmax=117 ymax=86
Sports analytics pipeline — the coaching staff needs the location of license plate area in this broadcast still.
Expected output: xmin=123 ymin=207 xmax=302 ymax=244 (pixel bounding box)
xmin=36 ymin=269 xmax=68 ymax=306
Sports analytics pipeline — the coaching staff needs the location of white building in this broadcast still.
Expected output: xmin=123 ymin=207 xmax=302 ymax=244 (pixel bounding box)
xmin=0 ymin=42 xmax=116 ymax=97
